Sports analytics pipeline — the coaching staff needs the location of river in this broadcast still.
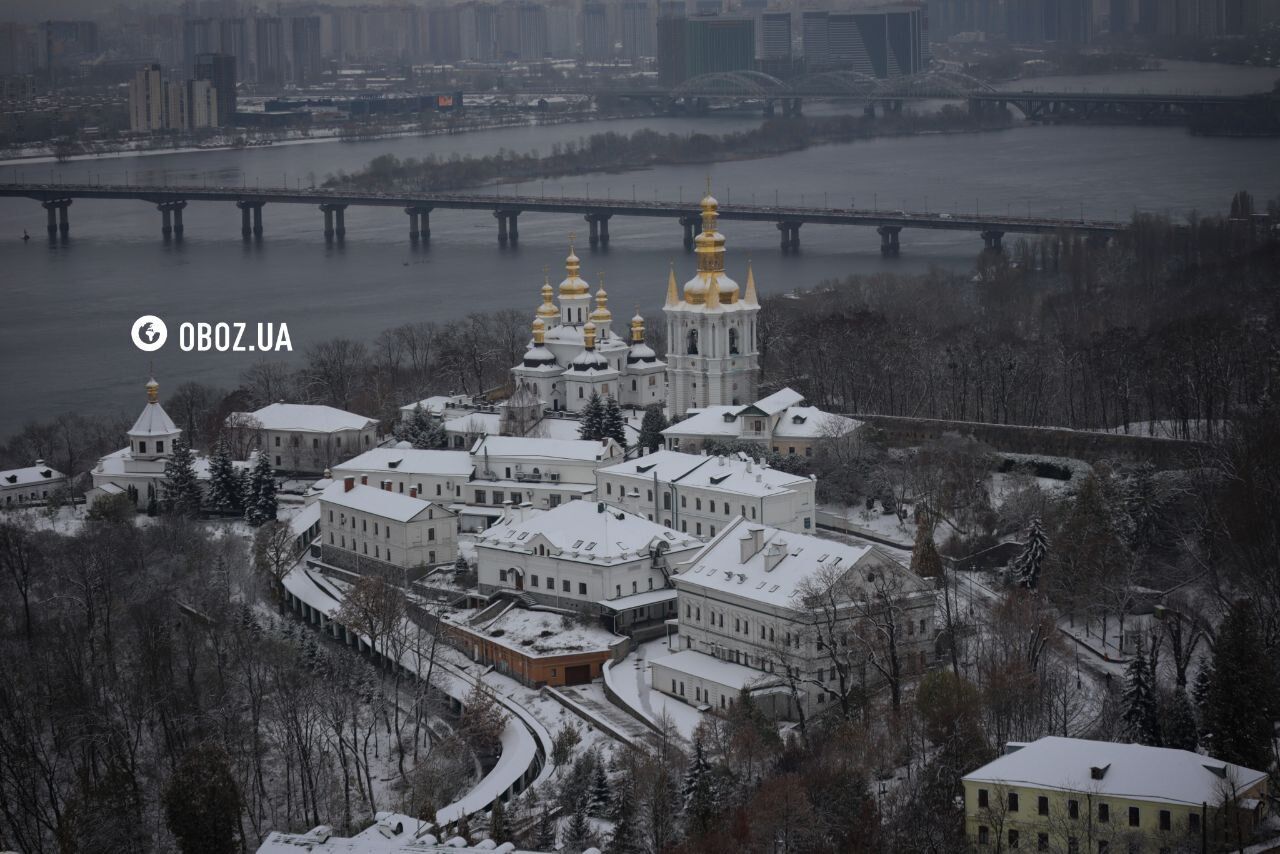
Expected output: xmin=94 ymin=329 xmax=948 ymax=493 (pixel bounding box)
xmin=0 ymin=62 xmax=1277 ymax=435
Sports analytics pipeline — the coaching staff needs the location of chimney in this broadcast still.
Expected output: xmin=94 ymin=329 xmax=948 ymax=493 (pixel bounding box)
xmin=745 ymin=458 xmax=753 ymax=472
xmin=740 ymin=526 xmax=765 ymax=562
xmin=361 ymin=475 xmax=368 ymax=485
xmin=409 ymin=487 xmax=417 ymax=499
xmin=35 ymin=458 xmax=45 ymax=467
xmin=343 ymin=476 xmax=355 ymax=492
xmin=764 ymin=538 xmax=787 ymax=572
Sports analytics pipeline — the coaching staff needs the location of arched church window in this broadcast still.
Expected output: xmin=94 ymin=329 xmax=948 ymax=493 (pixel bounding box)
xmin=687 ymin=329 xmax=699 ymax=355
xmin=729 ymin=328 xmax=739 ymax=355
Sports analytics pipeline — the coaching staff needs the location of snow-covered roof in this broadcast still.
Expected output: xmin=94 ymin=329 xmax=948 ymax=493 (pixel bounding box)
xmin=597 ymin=587 xmax=677 ymax=611
xmin=661 ymin=405 xmax=739 ymax=437
xmin=129 ymin=401 xmax=179 ymax=437
xmin=674 ymin=517 xmax=925 ymax=609
xmin=651 ymin=649 xmax=773 ymax=691
xmin=94 ymin=447 xmax=231 ymax=480
xmin=320 ymin=482 xmax=445 ymax=523
xmin=738 ymin=387 xmax=804 ymax=417
xmin=447 ymin=604 xmax=622 ymax=656
xmin=333 ymin=448 xmax=473 ymax=479
xmin=473 ymin=435 xmax=617 ymax=462
xmin=662 ymin=388 xmax=861 ymax=442
xmin=289 ymin=502 xmax=321 ymax=537
xmin=476 ymin=500 xmax=700 ymax=563
xmin=963 ymin=737 xmax=1269 ymax=808
xmin=1 ymin=464 xmax=67 ymax=488
xmin=241 ymin=403 xmax=378 ymax=433
xmin=444 ymin=411 xmax=630 ymax=443
xmin=598 ymin=450 xmax=810 ymax=498
xmin=772 ymin=407 xmax=861 ymax=439
xmin=398 ymin=394 xmax=467 ymax=416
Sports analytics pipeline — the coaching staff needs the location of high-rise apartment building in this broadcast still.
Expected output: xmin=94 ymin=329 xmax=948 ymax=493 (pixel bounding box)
xmin=254 ymin=16 xmax=285 ymax=87
xmin=194 ymin=52 xmax=236 ymax=125
xmin=129 ymin=63 xmax=167 ymax=131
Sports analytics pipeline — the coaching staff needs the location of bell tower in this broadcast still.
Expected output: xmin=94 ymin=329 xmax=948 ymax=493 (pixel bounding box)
xmin=663 ymin=191 xmax=761 ymax=417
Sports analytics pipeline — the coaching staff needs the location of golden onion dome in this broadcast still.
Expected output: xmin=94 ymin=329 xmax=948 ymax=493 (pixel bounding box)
xmin=683 ymin=189 xmax=739 ymax=305
xmin=559 ymin=241 xmax=589 ymax=296
xmin=589 ymin=282 xmax=612 ymax=323
xmin=536 ymin=275 xmax=559 ymax=320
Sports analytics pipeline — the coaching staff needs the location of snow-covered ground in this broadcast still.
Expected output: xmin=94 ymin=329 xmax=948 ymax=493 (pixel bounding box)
xmin=604 ymin=638 xmax=707 ymax=742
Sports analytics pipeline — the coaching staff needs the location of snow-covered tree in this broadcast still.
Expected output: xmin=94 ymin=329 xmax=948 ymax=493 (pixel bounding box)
xmin=1011 ymin=516 xmax=1049 ymax=590
xmin=1120 ymin=640 xmax=1161 ymax=746
xmin=682 ymin=737 xmax=718 ymax=836
xmin=205 ymin=437 xmax=242 ymax=513
xmin=162 ymin=436 xmax=203 ymax=517
xmin=588 ymin=758 xmax=610 ymax=816
xmin=910 ymin=519 xmax=943 ymax=579
xmin=487 ymin=798 xmax=508 ymax=844
xmin=562 ymin=797 xmax=594 ymax=852
xmin=606 ymin=792 xmax=642 ymax=854
xmin=244 ymin=452 xmax=277 ymax=527
xmin=396 ymin=404 xmax=448 ymax=449
xmin=578 ymin=393 xmax=605 ymax=441
xmin=1160 ymin=688 xmax=1199 ymax=752
xmin=637 ymin=403 xmax=667 ymax=453
xmin=1202 ymin=602 xmax=1277 ymax=770
xmin=602 ymin=396 xmax=627 ymax=447
xmin=533 ymin=804 xmax=557 ymax=850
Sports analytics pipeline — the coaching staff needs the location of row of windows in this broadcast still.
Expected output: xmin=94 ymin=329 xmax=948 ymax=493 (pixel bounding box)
xmin=3 ymin=489 xmax=52 ymax=503
xmin=977 ymin=826 xmax=1188 ymax=853
xmin=134 ymin=440 xmax=165 ymax=455
xmin=273 ymin=433 xmax=371 ymax=448
xmin=977 ymin=789 xmax=1189 ymax=833
xmin=500 ymin=569 xmax=587 ymax=596
xmin=327 ymin=532 xmax=436 ymax=564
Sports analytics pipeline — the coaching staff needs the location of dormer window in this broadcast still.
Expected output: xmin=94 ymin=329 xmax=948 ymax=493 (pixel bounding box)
xmin=1090 ymin=764 xmax=1110 ymax=780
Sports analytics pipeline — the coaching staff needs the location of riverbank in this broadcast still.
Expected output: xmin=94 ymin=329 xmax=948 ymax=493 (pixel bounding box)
xmin=328 ymin=107 xmax=1015 ymax=192
xmin=0 ymin=107 xmax=660 ymax=168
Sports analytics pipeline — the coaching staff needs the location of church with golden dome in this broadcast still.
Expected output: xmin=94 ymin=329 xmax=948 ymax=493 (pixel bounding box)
xmin=510 ymin=191 xmax=759 ymax=418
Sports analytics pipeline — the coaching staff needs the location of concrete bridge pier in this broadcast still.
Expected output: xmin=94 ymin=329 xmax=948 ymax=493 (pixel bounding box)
xmin=158 ymin=201 xmax=187 ymax=239
xmin=981 ymin=230 xmax=1005 ymax=253
xmin=679 ymin=215 xmax=699 ymax=250
xmin=777 ymin=221 xmax=801 ymax=254
xmin=406 ymin=206 xmax=432 ymax=242
xmin=782 ymin=97 xmax=803 ymax=117
xmin=42 ymin=199 xmax=71 ymax=237
xmin=585 ymin=213 xmax=611 ymax=247
xmin=494 ymin=210 xmax=520 ymax=245
xmin=878 ymin=225 xmax=901 ymax=257
xmin=763 ymin=99 xmax=775 ymax=117
xmin=320 ymin=203 xmax=347 ymax=240
xmin=237 ymin=201 xmax=264 ymax=238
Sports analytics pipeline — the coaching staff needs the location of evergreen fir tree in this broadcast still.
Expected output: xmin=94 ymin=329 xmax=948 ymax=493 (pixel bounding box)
xmin=244 ymin=452 xmax=278 ymax=527
xmin=534 ymin=804 xmax=557 ymax=851
xmin=1011 ymin=516 xmax=1050 ymax=590
xmin=396 ymin=404 xmax=446 ymax=450
xmin=682 ymin=737 xmax=717 ymax=836
xmin=609 ymin=773 xmax=634 ymax=823
xmin=637 ymin=403 xmax=668 ymax=453
xmin=588 ymin=759 xmax=610 ymax=816
xmin=162 ymin=743 xmax=241 ymax=854
xmin=606 ymin=794 xmax=642 ymax=854
xmin=488 ymin=798 xmax=508 ymax=844
xmin=1161 ymin=687 xmax=1199 ymax=752
xmin=1191 ymin=655 xmax=1213 ymax=727
xmin=563 ymin=798 xmax=593 ymax=852
xmin=162 ymin=436 xmax=203 ymax=517
xmin=1120 ymin=640 xmax=1161 ymax=746
xmin=1203 ymin=602 xmax=1278 ymax=770
xmin=579 ymin=393 xmax=605 ymax=441
xmin=910 ymin=518 xmax=943 ymax=579
xmin=422 ymin=418 xmax=447 ymax=449
xmin=206 ymin=437 xmax=242 ymax=514
xmin=602 ymin=397 xmax=627 ymax=447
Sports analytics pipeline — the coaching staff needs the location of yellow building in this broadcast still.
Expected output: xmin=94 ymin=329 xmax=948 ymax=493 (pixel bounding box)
xmin=962 ymin=737 xmax=1270 ymax=854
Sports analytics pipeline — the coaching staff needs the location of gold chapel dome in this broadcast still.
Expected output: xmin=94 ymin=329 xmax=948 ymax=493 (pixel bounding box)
xmin=536 ymin=278 xmax=559 ymax=320
xmin=684 ymin=192 xmax=739 ymax=305
xmin=559 ymin=244 xmax=589 ymax=296
xmin=589 ymin=283 xmax=612 ymax=323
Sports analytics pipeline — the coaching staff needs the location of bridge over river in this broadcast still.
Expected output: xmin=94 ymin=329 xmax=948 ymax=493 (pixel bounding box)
xmin=0 ymin=182 xmax=1126 ymax=256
